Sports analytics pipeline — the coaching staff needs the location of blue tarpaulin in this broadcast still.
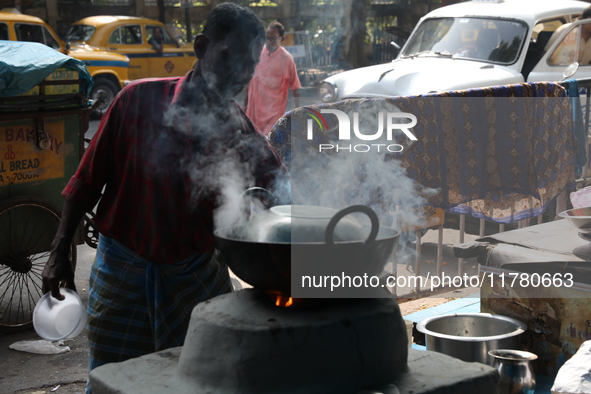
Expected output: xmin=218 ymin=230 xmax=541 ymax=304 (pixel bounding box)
xmin=0 ymin=41 xmax=93 ymax=97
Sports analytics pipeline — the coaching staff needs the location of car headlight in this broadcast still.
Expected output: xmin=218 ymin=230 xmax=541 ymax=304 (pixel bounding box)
xmin=319 ymin=81 xmax=337 ymax=103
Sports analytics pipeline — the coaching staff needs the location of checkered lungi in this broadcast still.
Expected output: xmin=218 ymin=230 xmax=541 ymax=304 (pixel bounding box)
xmin=86 ymin=235 xmax=231 ymax=373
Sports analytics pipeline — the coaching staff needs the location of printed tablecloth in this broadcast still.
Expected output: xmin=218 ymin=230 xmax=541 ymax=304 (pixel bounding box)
xmin=269 ymin=82 xmax=577 ymax=224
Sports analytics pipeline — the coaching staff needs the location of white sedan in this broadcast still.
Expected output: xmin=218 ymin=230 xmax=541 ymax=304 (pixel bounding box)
xmin=320 ymin=0 xmax=591 ymax=102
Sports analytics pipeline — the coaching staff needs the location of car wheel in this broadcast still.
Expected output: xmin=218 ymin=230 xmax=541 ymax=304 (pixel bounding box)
xmin=89 ymin=78 xmax=119 ymax=119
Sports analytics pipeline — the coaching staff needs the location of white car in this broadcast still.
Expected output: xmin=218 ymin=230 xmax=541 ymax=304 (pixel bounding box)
xmin=319 ymin=0 xmax=591 ymax=102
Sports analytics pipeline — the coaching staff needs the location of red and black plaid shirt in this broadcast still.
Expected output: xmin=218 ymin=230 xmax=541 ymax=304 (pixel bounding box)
xmin=63 ymin=72 xmax=286 ymax=264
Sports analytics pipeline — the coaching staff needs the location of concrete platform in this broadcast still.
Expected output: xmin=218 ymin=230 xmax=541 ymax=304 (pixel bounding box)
xmin=89 ymin=347 xmax=498 ymax=394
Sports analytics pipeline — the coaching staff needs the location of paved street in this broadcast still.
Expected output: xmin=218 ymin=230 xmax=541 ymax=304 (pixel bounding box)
xmin=1 ymin=243 xmax=93 ymax=394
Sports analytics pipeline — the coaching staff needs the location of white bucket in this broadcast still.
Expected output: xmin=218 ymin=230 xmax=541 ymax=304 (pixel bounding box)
xmin=33 ymin=289 xmax=86 ymax=341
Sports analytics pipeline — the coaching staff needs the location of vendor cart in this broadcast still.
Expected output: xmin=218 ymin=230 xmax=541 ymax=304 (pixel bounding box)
xmin=0 ymin=42 xmax=93 ymax=332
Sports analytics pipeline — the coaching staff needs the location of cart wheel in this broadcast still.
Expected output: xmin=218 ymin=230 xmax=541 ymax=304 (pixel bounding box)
xmin=0 ymin=196 xmax=77 ymax=332
xmin=84 ymin=212 xmax=99 ymax=249
xmin=89 ymin=77 xmax=118 ymax=119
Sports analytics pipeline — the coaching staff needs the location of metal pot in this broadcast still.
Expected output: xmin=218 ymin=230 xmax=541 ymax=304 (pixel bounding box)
xmin=213 ymin=188 xmax=399 ymax=296
xmin=235 ymin=187 xmax=378 ymax=244
xmin=245 ymin=204 xmax=373 ymax=244
xmin=416 ymin=313 xmax=527 ymax=365
xmin=489 ymin=349 xmax=537 ymax=394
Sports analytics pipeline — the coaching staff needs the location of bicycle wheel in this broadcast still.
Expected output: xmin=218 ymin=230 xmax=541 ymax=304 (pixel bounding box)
xmin=0 ymin=196 xmax=77 ymax=332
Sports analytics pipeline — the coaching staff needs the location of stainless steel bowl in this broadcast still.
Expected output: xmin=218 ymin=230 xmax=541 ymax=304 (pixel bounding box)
xmin=416 ymin=313 xmax=527 ymax=365
xmin=559 ymin=207 xmax=591 ymax=234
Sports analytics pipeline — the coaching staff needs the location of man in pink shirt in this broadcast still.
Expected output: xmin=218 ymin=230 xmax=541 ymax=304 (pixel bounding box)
xmin=245 ymin=21 xmax=301 ymax=136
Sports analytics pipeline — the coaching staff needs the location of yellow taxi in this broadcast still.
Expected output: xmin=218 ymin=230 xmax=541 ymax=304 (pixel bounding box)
xmin=65 ymin=16 xmax=196 ymax=81
xmin=0 ymin=9 xmax=64 ymax=51
xmin=0 ymin=9 xmax=130 ymax=116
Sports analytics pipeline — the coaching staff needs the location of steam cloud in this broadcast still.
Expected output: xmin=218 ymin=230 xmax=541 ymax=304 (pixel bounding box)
xmin=293 ymin=101 xmax=433 ymax=216
xmin=160 ymin=82 xmax=286 ymax=231
xmin=286 ymin=99 xmax=438 ymax=264
xmin=158 ymin=78 xmax=436 ymax=269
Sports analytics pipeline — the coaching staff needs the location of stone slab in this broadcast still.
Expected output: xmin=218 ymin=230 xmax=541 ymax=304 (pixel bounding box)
xmin=90 ymin=348 xmax=498 ymax=394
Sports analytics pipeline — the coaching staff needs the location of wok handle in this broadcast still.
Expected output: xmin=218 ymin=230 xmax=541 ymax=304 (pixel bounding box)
xmin=325 ymin=205 xmax=379 ymax=246
xmin=242 ymin=187 xmax=279 ymax=209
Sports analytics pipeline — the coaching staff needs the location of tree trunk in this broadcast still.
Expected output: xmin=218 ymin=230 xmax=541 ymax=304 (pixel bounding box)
xmin=157 ymin=0 xmax=165 ymax=24
xmin=184 ymin=5 xmax=192 ymax=43
xmin=339 ymin=0 xmax=368 ymax=70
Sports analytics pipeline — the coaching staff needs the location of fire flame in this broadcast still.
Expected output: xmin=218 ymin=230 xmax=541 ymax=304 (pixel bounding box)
xmin=274 ymin=295 xmax=294 ymax=307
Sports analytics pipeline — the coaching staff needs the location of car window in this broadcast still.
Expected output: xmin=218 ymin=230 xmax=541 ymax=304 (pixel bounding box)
xmin=146 ymin=25 xmax=175 ymax=45
xmin=108 ymin=28 xmax=121 ymax=44
xmin=109 ymin=25 xmax=142 ymax=44
xmin=402 ymin=17 xmax=527 ymax=64
xmin=548 ymin=23 xmax=591 ymax=66
xmin=532 ymin=18 xmax=566 ymax=42
xmin=65 ymin=25 xmax=95 ymax=42
xmin=0 ymin=23 xmax=7 ymax=40
xmin=14 ymin=23 xmax=61 ymax=50
xmin=123 ymin=25 xmax=142 ymax=44
xmin=521 ymin=18 xmax=568 ymax=79
xmin=15 ymin=23 xmax=44 ymax=44
xmin=42 ymin=26 xmax=60 ymax=49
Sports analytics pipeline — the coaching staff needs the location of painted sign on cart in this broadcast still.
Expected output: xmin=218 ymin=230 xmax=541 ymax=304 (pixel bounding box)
xmin=0 ymin=119 xmax=65 ymax=185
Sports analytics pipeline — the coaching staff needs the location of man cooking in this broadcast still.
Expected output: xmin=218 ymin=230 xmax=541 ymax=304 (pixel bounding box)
xmin=41 ymin=3 xmax=287 ymax=393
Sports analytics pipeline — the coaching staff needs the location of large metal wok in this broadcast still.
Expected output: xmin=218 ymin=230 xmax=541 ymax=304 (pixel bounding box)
xmin=214 ymin=189 xmax=400 ymax=297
